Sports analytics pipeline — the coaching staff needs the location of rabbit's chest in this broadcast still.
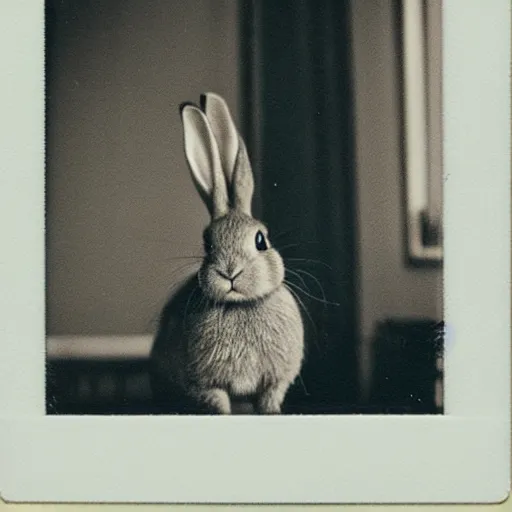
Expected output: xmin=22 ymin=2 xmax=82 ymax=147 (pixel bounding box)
xmin=189 ymin=294 xmax=302 ymax=395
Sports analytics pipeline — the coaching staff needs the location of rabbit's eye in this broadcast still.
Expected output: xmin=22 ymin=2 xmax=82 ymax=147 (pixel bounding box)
xmin=255 ymin=230 xmax=268 ymax=251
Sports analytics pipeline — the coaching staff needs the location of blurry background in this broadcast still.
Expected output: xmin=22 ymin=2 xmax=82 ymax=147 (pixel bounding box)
xmin=46 ymin=0 xmax=443 ymax=414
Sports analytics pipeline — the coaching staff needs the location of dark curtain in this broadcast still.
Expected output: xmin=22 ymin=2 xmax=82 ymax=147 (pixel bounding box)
xmin=241 ymin=0 xmax=360 ymax=411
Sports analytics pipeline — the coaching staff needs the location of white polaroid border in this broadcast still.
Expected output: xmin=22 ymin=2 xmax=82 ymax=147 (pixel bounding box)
xmin=0 ymin=0 xmax=509 ymax=504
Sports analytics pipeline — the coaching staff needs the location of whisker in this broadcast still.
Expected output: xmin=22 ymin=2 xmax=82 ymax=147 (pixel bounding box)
xmin=168 ymin=259 xmax=201 ymax=270
xmin=298 ymin=373 xmax=310 ymax=396
xmin=275 ymin=241 xmax=321 ymax=253
xmin=285 ymin=280 xmax=340 ymax=306
xmin=161 ymin=272 xmax=199 ymax=300
xmin=285 ymin=268 xmax=310 ymax=291
xmin=145 ymin=311 xmax=161 ymax=332
xmin=164 ymin=261 xmax=201 ymax=282
xmin=285 ymin=284 xmax=317 ymax=332
xmin=270 ymin=228 xmax=298 ymax=244
xmin=292 ymin=268 xmax=328 ymax=305
xmin=145 ymin=262 xmax=200 ymax=331
xmin=285 ymin=283 xmax=314 ymax=327
xmin=284 ymin=283 xmax=320 ymax=352
xmin=284 ymin=257 xmax=333 ymax=271
xmin=164 ymin=255 xmax=204 ymax=261
xmin=183 ymin=285 xmax=200 ymax=331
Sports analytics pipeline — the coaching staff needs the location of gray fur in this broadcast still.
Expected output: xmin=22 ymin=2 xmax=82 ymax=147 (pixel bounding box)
xmin=151 ymin=93 xmax=304 ymax=414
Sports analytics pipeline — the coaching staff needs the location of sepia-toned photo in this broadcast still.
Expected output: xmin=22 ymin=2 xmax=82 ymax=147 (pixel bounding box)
xmin=45 ymin=0 xmax=444 ymax=415
xmin=1 ymin=0 xmax=509 ymax=504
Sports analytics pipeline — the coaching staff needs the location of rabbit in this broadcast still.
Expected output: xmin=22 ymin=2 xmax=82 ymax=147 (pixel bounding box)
xmin=150 ymin=92 xmax=304 ymax=414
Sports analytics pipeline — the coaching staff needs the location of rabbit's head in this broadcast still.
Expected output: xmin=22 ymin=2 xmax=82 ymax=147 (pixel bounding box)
xmin=180 ymin=93 xmax=284 ymax=303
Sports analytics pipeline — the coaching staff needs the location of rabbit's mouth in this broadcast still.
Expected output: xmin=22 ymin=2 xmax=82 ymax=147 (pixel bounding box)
xmin=225 ymin=288 xmax=245 ymax=301
xmin=198 ymin=259 xmax=283 ymax=303
xmin=221 ymin=277 xmax=251 ymax=301
xmin=203 ymin=278 xmax=271 ymax=303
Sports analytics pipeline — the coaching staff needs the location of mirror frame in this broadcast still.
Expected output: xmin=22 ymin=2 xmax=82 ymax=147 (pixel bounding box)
xmin=400 ymin=0 xmax=443 ymax=265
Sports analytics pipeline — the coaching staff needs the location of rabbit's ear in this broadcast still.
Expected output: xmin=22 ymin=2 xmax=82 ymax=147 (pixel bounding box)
xmin=201 ymin=92 xmax=254 ymax=216
xmin=201 ymin=93 xmax=238 ymax=184
xmin=231 ymin=138 xmax=254 ymax=216
xmin=180 ymin=103 xmax=229 ymax=219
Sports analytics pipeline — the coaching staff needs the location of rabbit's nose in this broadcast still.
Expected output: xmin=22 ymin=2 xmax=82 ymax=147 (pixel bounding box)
xmin=216 ymin=268 xmax=243 ymax=282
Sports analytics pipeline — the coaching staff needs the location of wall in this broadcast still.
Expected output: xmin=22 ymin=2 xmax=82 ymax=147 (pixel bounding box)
xmin=46 ymin=0 xmax=240 ymax=335
xmin=349 ymin=1 xmax=443 ymax=391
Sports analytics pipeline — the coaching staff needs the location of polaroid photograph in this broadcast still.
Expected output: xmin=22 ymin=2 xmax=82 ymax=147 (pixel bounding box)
xmin=0 ymin=0 xmax=509 ymax=504
xmin=43 ymin=0 xmax=444 ymax=418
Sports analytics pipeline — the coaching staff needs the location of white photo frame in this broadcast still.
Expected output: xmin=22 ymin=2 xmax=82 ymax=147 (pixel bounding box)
xmin=0 ymin=0 xmax=510 ymax=504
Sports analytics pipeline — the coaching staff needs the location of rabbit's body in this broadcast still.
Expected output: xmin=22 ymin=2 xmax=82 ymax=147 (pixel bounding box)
xmin=150 ymin=92 xmax=304 ymax=414
xmin=152 ymin=274 xmax=303 ymax=410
